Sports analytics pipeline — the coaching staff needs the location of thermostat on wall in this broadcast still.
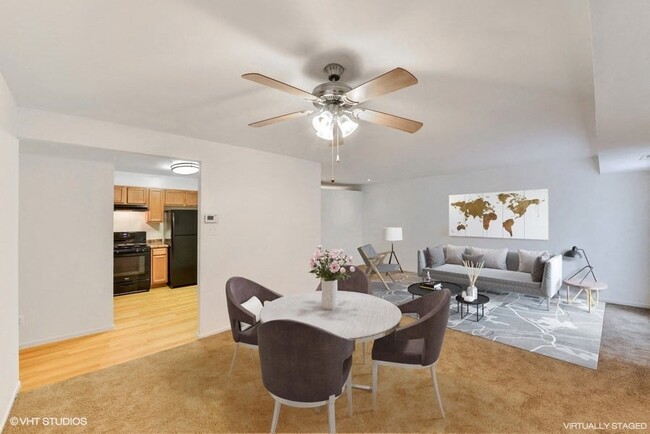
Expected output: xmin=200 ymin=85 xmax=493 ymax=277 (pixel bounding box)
xmin=204 ymin=214 xmax=218 ymax=223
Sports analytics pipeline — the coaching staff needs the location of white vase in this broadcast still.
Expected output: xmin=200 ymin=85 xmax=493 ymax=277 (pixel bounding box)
xmin=321 ymin=279 xmax=338 ymax=310
xmin=465 ymin=285 xmax=478 ymax=302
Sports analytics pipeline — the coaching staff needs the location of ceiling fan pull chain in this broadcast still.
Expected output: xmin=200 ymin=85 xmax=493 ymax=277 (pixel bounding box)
xmin=330 ymin=134 xmax=335 ymax=183
xmin=335 ymin=121 xmax=340 ymax=162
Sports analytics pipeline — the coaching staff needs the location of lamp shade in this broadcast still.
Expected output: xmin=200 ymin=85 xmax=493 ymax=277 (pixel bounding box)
xmin=563 ymin=246 xmax=583 ymax=258
xmin=383 ymin=227 xmax=403 ymax=242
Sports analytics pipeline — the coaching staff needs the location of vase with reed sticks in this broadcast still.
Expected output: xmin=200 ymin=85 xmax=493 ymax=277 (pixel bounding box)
xmin=462 ymin=258 xmax=484 ymax=302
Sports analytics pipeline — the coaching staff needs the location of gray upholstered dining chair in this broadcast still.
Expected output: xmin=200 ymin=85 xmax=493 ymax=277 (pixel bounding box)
xmin=371 ymin=288 xmax=451 ymax=418
xmin=315 ymin=267 xmax=371 ymax=293
xmin=258 ymin=320 xmax=355 ymax=434
xmin=316 ymin=268 xmax=372 ymax=362
xmin=358 ymin=244 xmax=400 ymax=292
xmin=225 ymin=276 xmax=282 ymax=375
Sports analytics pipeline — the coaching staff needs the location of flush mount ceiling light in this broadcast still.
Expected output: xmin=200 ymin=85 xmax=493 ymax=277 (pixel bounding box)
xmin=242 ymin=63 xmax=423 ymax=182
xmin=170 ymin=162 xmax=199 ymax=175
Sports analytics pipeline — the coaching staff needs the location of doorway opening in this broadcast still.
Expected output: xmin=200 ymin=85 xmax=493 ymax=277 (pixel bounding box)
xmin=18 ymin=144 xmax=201 ymax=391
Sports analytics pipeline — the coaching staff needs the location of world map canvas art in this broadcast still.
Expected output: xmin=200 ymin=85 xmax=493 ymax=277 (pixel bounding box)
xmin=449 ymin=189 xmax=549 ymax=239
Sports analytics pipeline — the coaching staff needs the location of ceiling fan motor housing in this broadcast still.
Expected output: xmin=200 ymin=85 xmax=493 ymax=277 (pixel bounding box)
xmin=324 ymin=63 xmax=344 ymax=81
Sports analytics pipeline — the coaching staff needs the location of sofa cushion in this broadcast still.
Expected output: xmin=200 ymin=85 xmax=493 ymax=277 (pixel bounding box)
xmin=470 ymin=247 xmax=508 ymax=270
xmin=445 ymin=244 xmax=468 ymax=265
xmin=426 ymin=263 xmax=541 ymax=292
xmin=425 ymin=245 xmax=445 ymax=267
xmin=518 ymin=249 xmax=548 ymax=273
xmin=461 ymin=253 xmax=485 ymax=267
xmin=531 ymin=252 xmax=551 ymax=282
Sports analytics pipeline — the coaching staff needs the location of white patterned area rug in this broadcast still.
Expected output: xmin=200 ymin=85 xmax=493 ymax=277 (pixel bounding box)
xmin=371 ymin=272 xmax=606 ymax=369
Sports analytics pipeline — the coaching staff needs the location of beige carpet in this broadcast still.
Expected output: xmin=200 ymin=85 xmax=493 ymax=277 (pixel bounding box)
xmin=5 ymin=304 xmax=649 ymax=433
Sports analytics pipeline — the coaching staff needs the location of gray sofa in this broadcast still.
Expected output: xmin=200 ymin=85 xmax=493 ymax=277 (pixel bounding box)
xmin=417 ymin=246 xmax=563 ymax=310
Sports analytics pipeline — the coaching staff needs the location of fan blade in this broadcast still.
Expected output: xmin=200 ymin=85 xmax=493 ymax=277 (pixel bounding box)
xmin=248 ymin=110 xmax=313 ymax=127
xmin=344 ymin=68 xmax=418 ymax=104
xmin=355 ymin=108 xmax=423 ymax=133
xmin=242 ymin=73 xmax=317 ymax=101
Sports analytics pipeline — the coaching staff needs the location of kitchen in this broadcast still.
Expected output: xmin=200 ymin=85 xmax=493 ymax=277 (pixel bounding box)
xmin=113 ymin=157 xmax=199 ymax=298
xmin=18 ymin=144 xmax=203 ymax=391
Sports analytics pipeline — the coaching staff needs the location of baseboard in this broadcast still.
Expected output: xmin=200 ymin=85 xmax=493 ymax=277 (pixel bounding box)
xmin=197 ymin=325 xmax=230 ymax=339
xmin=601 ymin=298 xmax=650 ymax=309
xmin=19 ymin=325 xmax=114 ymax=349
xmin=0 ymin=381 xmax=20 ymax=432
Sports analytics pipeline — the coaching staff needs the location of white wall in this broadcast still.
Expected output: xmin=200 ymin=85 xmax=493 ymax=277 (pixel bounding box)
xmin=114 ymin=170 xmax=199 ymax=190
xmin=113 ymin=211 xmax=163 ymax=240
xmin=363 ymin=158 xmax=650 ymax=308
xmin=15 ymin=108 xmax=321 ymax=338
xmin=0 ymin=73 xmax=20 ymax=430
xmin=19 ymin=142 xmax=114 ymax=346
xmin=321 ymin=189 xmax=364 ymax=265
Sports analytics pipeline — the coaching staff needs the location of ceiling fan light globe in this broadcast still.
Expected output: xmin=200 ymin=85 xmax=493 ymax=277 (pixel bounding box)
xmin=312 ymin=110 xmax=334 ymax=140
xmin=337 ymin=115 xmax=358 ymax=137
xmin=316 ymin=128 xmax=333 ymax=140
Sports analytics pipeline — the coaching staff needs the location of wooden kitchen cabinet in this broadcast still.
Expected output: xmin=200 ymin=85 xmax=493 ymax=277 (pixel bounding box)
xmin=164 ymin=189 xmax=186 ymax=206
xmin=114 ymin=186 xmax=127 ymax=204
xmin=147 ymin=189 xmax=164 ymax=223
xmin=114 ymin=185 xmax=148 ymax=205
xmin=164 ymin=189 xmax=198 ymax=208
xmin=185 ymin=191 xmax=198 ymax=207
xmin=126 ymin=187 xmax=148 ymax=205
xmin=151 ymin=247 xmax=168 ymax=287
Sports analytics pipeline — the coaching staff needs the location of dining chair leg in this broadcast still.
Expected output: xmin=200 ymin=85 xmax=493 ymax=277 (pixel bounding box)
xmin=271 ymin=400 xmax=281 ymax=434
xmin=346 ymin=371 xmax=353 ymax=417
xmin=386 ymin=272 xmax=396 ymax=282
xmin=228 ymin=343 xmax=238 ymax=376
xmin=430 ymin=364 xmax=445 ymax=419
xmin=328 ymin=395 xmax=336 ymax=434
xmin=372 ymin=361 xmax=378 ymax=411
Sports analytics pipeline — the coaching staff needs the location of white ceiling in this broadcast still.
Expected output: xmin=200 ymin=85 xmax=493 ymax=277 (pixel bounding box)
xmin=20 ymin=139 xmax=200 ymax=178
xmin=0 ymin=0 xmax=647 ymax=183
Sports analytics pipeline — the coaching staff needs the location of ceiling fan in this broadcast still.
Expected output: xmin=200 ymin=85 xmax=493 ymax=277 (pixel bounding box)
xmin=242 ymin=63 xmax=423 ymax=181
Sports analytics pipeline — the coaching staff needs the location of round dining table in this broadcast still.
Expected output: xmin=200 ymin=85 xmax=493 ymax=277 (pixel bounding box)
xmin=260 ymin=291 xmax=402 ymax=342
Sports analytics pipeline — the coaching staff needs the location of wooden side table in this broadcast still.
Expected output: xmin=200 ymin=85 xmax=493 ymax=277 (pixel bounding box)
xmin=563 ymin=278 xmax=608 ymax=313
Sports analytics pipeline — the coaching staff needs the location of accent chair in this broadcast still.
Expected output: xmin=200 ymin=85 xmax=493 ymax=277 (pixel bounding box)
xmin=358 ymin=244 xmax=401 ymax=292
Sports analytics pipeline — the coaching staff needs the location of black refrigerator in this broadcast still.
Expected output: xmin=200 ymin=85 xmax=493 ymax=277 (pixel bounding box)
xmin=164 ymin=209 xmax=198 ymax=288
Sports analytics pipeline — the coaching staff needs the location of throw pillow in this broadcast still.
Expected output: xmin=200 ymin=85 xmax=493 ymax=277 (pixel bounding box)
xmin=240 ymin=295 xmax=264 ymax=331
xmin=531 ymin=252 xmax=551 ymax=282
xmin=446 ymin=244 xmax=468 ymax=265
xmin=470 ymin=247 xmax=508 ymax=270
xmin=425 ymin=245 xmax=445 ymax=267
xmin=518 ymin=249 xmax=548 ymax=273
xmin=461 ymin=253 xmax=485 ymax=267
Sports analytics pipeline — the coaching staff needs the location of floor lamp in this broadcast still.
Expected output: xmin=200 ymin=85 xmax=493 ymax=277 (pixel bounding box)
xmin=383 ymin=227 xmax=403 ymax=273
xmin=563 ymin=246 xmax=597 ymax=283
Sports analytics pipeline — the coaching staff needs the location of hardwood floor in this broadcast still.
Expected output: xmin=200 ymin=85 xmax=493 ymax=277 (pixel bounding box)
xmin=19 ymin=285 xmax=198 ymax=391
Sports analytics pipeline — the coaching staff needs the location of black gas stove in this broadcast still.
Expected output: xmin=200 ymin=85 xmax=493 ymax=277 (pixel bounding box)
xmin=113 ymin=232 xmax=151 ymax=296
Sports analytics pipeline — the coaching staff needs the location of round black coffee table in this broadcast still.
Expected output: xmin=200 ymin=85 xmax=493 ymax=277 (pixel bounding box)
xmin=455 ymin=294 xmax=489 ymax=322
xmin=407 ymin=281 xmax=462 ymax=299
